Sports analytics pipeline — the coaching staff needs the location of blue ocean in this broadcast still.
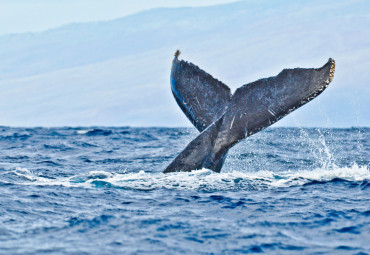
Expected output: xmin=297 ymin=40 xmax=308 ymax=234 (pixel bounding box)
xmin=0 ymin=126 xmax=369 ymax=254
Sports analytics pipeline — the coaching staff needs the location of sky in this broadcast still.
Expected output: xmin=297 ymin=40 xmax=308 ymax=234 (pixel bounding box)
xmin=0 ymin=0 xmax=238 ymax=36
xmin=0 ymin=0 xmax=368 ymax=127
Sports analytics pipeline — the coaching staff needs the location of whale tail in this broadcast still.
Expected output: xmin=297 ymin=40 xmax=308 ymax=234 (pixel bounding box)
xmin=165 ymin=52 xmax=335 ymax=173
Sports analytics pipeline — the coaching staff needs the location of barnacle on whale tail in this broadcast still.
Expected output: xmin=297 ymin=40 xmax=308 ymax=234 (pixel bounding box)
xmin=329 ymin=58 xmax=335 ymax=83
xmin=173 ymin=50 xmax=181 ymax=64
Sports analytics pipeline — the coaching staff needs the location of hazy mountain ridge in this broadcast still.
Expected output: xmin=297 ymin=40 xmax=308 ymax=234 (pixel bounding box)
xmin=0 ymin=0 xmax=369 ymax=127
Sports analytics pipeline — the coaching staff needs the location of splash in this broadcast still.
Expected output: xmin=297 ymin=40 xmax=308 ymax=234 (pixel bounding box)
xmin=8 ymin=164 xmax=370 ymax=191
xmin=299 ymin=128 xmax=338 ymax=169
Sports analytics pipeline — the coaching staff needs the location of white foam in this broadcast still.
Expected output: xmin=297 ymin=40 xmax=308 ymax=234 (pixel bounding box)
xmin=76 ymin=130 xmax=91 ymax=135
xmin=8 ymin=164 xmax=370 ymax=191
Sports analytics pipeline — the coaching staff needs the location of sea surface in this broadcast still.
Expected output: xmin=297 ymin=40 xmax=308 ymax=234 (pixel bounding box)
xmin=0 ymin=126 xmax=369 ymax=254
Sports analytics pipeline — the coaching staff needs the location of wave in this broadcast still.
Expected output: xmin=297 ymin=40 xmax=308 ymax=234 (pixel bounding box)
xmin=7 ymin=164 xmax=370 ymax=191
xmin=76 ymin=129 xmax=113 ymax=136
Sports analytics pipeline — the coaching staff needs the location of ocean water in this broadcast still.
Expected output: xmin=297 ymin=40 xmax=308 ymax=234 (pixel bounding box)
xmin=0 ymin=126 xmax=369 ymax=254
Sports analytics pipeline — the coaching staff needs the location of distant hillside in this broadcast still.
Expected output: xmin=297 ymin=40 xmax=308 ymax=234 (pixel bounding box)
xmin=0 ymin=0 xmax=369 ymax=127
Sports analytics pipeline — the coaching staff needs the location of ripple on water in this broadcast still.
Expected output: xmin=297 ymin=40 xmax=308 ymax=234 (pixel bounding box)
xmin=0 ymin=127 xmax=369 ymax=254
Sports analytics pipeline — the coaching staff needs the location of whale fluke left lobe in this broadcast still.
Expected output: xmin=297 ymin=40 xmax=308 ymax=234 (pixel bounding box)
xmin=171 ymin=55 xmax=232 ymax=132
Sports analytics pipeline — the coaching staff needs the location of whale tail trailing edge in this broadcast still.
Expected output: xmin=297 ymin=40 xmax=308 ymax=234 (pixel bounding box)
xmin=164 ymin=52 xmax=335 ymax=173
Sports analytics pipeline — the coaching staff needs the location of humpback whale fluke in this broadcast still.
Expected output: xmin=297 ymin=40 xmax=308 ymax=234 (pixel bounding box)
xmin=164 ymin=52 xmax=335 ymax=173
